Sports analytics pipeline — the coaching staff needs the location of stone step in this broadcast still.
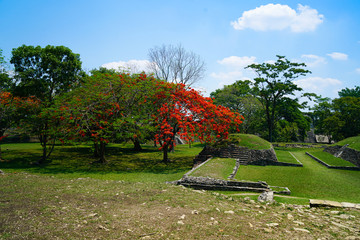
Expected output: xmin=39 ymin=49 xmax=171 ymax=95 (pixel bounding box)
xmin=310 ymin=199 xmax=360 ymax=209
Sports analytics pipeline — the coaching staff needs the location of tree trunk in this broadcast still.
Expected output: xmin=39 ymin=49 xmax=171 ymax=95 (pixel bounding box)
xmin=132 ymin=138 xmax=142 ymax=151
xmin=94 ymin=142 xmax=100 ymax=158
xmin=38 ymin=134 xmax=56 ymax=165
xmin=162 ymin=144 xmax=169 ymax=163
xmin=265 ymin=106 xmax=273 ymax=142
xmin=98 ymin=141 xmax=107 ymax=164
xmin=37 ymin=132 xmax=47 ymax=165
xmin=0 ymin=131 xmax=4 ymax=160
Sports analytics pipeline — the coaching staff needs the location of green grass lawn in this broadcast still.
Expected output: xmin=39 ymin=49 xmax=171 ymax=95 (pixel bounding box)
xmin=335 ymin=135 xmax=360 ymax=151
xmin=2 ymin=141 xmax=360 ymax=203
xmin=274 ymin=149 xmax=300 ymax=164
xmin=0 ymin=142 xmax=204 ymax=182
xmin=236 ymin=150 xmax=360 ymax=203
xmin=2 ymin=138 xmax=360 ymax=239
xmin=307 ymin=149 xmax=357 ymax=167
xmin=190 ymin=157 xmax=236 ymax=180
xmin=228 ymin=133 xmax=271 ymax=150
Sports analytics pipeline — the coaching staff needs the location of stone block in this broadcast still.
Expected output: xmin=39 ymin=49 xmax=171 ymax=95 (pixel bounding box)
xmin=309 ymin=199 xmax=325 ymax=207
xmin=324 ymin=200 xmax=343 ymax=208
xmin=341 ymin=202 xmax=356 ymax=208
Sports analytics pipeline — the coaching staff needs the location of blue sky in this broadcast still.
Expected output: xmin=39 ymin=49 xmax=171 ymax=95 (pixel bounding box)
xmin=1 ymin=0 xmax=360 ymax=99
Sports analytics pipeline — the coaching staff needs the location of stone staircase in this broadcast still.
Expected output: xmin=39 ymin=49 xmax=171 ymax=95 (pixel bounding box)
xmin=193 ymin=144 xmax=251 ymax=167
xmin=236 ymin=150 xmax=249 ymax=165
xmin=218 ymin=146 xmax=249 ymax=165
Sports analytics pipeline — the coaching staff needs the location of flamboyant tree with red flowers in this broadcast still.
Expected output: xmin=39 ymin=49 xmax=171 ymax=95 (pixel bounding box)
xmin=53 ymin=72 xmax=243 ymax=163
xmin=0 ymin=91 xmax=40 ymax=159
xmin=153 ymin=82 xmax=243 ymax=162
xmin=53 ymin=72 xmax=161 ymax=163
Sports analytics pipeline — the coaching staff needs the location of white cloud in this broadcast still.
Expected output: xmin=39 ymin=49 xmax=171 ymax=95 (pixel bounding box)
xmin=295 ymin=77 xmax=342 ymax=96
xmin=211 ymin=56 xmax=257 ymax=87
xmin=356 ymin=68 xmax=360 ymax=74
xmin=217 ymin=56 xmax=257 ymax=68
xmin=231 ymin=4 xmax=324 ymax=33
xmin=300 ymin=54 xmax=326 ymax=67
xmin=101 ymin=59 xmax=152 ymax=73
xmin=210 ymin=71 xmax=250 ymax=88
xmin=327 ymin=52 xmax=348 ymax=61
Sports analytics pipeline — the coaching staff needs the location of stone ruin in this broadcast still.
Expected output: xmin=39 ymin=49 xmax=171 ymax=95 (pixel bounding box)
xmin=324 ymin=145 xmax=360 ymax=168
xmin=193 ymin=144 xmax=302 ymax=167
xmin=169 ymin=143 xmax=294 ymax=196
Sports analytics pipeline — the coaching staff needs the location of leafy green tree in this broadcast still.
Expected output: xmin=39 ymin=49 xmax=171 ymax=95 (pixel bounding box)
xmin=210 ymin=80 xmax=265 ymax=134
xmin=322 ymin=113 xmax=344 ymax=142
xmin=276 ymin=120 xmax=299 ymax=142
xmin=0 ymin=91 xmax=40 ymax=159
xmin=312 ymin=95 xmax=360 ymax=142
xmin=332 ymin=96 xmax=360 ymax=139
xmin=10 ymin=45 xmax=83 ymax=164
xmin=11 ymin=45 xmax=83 ymax=101
xmin=276 ymin=97 xmax=311 ymax=142
xmin=0 ymin=49 xmax=13 ymax=92
xmin=246 ymin=55 xmax=311 ymax=142
xmin=311 ymin=96 xmax=333 ymax=138
xmin=54 ymin=72 xmax=161 ymax=163
xmin=338 ymin=86 xmax=360 ymax=98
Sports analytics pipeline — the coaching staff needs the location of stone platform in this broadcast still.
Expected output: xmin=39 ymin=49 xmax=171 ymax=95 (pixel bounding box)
xmin=310 ymin=199 xmax=360 ymax=209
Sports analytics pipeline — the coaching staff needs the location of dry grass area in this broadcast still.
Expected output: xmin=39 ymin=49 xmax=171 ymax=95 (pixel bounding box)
xmin=1 ymin=172 xmax=359 ymax=239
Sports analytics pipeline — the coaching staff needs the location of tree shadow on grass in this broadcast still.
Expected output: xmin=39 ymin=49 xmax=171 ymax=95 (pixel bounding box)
xmin=0 ymin=143 xmax=196 ymax=176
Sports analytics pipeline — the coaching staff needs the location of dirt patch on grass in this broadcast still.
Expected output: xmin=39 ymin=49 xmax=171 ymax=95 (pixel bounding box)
xmin=1 ymin=172 xmax=359 ymax=239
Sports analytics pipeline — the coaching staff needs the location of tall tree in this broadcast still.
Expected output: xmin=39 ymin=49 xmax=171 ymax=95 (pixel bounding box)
xmin=246 ymin=55 xmax=311 ymax=142
xmin=0 ymin=48 xmax=13 ymax=92
xmin=210 ymin=80 xmax=265 ymax=134
xmin=0 ymin=91 xmax=40 ymax=159
xmin=148 ymin=44 xmax=206 ymax=86
xmin=10 ymin=45 xmax=83 ymax=164
xmin=338 ymin=86 xmax=360 ymax=98
xmin=153 ymin=82 xmax=243 ymax=162
xmin=11 ymin=45 xmax=83 ymax=102
xmin=332 ymin=96 xmax=360 ymax=139
xmin=54 ymin=72 xmax=163 ymax=163
xmin=276 ymin=97 xmax=311 ymax=142
xmin=311 ymin=96 xmax=333 ymax=138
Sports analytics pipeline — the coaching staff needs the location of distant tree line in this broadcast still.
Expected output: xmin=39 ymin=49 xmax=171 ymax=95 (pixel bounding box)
xmin=210 ymin=55 xmax=360 ymax=143
xmin=309 ymin=87 xmax=360 ymax=143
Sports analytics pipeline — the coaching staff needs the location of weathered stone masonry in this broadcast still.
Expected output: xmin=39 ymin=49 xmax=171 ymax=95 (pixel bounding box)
xmin=324 ymin=145 xmax=360 ymax=168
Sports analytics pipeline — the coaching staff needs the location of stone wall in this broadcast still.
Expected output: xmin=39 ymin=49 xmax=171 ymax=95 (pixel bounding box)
xmin=247 ymin=148 xmax=277 ymax=165
xmin=193 ymin=144 xmax=302 ymax=167
xmin=306 ymin=152 xmax=360 ymax=170
xmin=176 ymin=176 xmax=270 ymax=192
xmin=324 ymin=146 xmax=360 ymax=168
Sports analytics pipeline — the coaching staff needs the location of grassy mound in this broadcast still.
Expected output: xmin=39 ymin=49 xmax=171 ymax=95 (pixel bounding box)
xmin=226 ymin=134 xmax=271 ymax=150
xmin=335 ymin=135 xmax=360 ymax=151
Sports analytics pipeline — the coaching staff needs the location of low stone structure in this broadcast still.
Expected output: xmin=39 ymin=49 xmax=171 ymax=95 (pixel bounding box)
xmin=176 ymin=176 xmax=270 ymax=192
xmin=306 ymin=152 xmax=360 ymax=171
xmin=323 ymin=145 xmax=360 ymax=168
xmin=193 ymin=144 xmax=302 ymax=167
xmin=310 ymin=199 xmax=360 ymax=209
